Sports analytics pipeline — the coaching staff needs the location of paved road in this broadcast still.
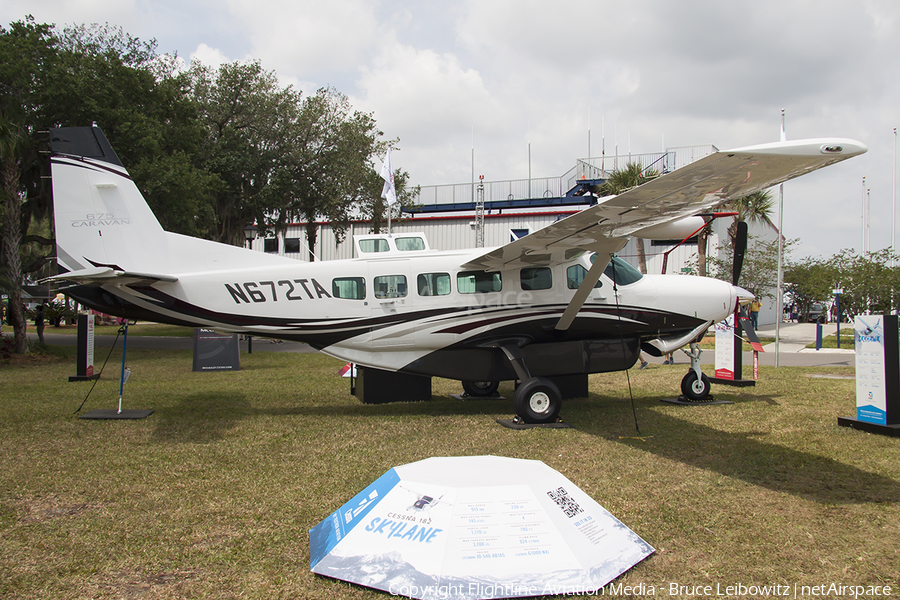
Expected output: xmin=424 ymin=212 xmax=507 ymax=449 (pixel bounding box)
xmin=32 ymin=321 xmax=853 ymax=367
xmin=643 ymin=321 xmax=854 ymax=368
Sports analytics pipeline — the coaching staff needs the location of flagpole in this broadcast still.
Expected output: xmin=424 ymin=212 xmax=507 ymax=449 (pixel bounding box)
xmin=380 ymin=149 xmax=396 ymax=236
xmin=775 ymin=109 xmax=785 ymax=368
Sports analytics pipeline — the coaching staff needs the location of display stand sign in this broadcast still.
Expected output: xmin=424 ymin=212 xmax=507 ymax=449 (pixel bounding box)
xmin=713 ymin=315 xmax=735 ymax=380
xmin=69 ymin=313 xmax=99 ymax=382
xmin=310 ymin=456 xmax=653 ymax=600
xmin=838 ymin=315 xmax=900 ymax=437
xmin=710 ymin=309 xmax=757 ymax=387
xmin=192 ymin=329 xmax=240 ymax=371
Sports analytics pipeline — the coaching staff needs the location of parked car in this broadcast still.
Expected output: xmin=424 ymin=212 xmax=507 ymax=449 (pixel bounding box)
xmin=807 ymin=302 xmax=826 ymax=323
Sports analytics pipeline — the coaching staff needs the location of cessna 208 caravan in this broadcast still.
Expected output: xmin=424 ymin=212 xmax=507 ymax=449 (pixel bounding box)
xmin=47 ymin=127 xmax=865 ymax=423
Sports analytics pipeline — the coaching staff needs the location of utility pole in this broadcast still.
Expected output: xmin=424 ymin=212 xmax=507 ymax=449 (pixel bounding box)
xmin=475 ymin=175 xmax=485 ymax=248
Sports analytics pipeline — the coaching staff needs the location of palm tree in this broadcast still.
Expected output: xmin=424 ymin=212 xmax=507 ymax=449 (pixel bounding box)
xmin=697 ymin=189 xmax=777 ymax=278
xmin=728 ymin=189 xmax=778 ymax=243
xmin=598 ymin=163 xmax=659 ymax=274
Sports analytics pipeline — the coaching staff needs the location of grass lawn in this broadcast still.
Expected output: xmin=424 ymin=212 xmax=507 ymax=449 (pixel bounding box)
xmin=806 ymin=333 xmax=856 ymax=350
xmin=0 ymin=345 xmax=897 ymax=599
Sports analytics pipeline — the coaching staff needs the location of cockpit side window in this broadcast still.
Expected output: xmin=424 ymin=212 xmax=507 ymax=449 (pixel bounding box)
xmin=590 ymin=254 xmax=643 ymax=286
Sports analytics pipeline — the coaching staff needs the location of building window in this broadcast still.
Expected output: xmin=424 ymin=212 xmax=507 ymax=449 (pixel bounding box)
xmin=264 ymin=238 xmax=278 ymax=253
xmin=284 ymin=238 xmax=301 ymax=254
xmin=510 ymin=228 xmax=529 ymax=242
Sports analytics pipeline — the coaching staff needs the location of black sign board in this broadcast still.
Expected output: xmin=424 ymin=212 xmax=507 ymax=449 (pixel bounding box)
xmin=192 ymin=329 xmax=240 ymax=372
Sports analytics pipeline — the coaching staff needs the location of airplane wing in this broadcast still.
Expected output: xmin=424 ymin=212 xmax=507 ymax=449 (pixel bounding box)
xmin=461 ymin=138 xmax=866 ymax=272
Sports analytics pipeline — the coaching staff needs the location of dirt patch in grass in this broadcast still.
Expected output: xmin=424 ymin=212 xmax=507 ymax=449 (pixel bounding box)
xmin=13 ymin=495 xmax=97 ymax=524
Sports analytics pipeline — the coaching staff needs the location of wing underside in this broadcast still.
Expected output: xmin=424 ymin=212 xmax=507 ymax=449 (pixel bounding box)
xmin=461 ymin=138 xmax=866 ymax=272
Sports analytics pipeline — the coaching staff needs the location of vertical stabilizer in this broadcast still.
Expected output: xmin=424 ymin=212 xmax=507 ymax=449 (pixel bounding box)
xmin=49 ymin=127 xmax=168 ymax=274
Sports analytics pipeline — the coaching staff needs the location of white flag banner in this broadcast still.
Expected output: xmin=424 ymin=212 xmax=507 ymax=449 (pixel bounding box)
xmin=380 ymin=149 xmax=397 ymax=205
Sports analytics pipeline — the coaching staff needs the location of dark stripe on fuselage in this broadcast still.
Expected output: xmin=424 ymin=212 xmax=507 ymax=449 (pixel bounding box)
xmin=66 ymin=283 xmax=704 ymax=353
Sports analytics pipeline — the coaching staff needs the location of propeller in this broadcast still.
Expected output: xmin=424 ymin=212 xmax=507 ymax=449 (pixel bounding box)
xmin=730 ymin=220 xmax=764 ymax=351
xmin=732 ymin=220 xmax=748 ymax=286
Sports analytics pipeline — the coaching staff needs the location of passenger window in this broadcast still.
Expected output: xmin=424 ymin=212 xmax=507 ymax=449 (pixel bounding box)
xmin=520 ymin=267 xmax=552 ymax=291
xmin=374 ymin=275 xmax=407 ymax=298
xmin=396 ymin=237 xmax=426 ymax=251
xmin=359 ymin=239 xmax=390 ymax=253
xmin=566 ymin=264 xmax=603 ymax=289
xmin=417 ymin=273 xmax=451 ymax=296
xmin=332 ymin=277 xmax=366 ymax=299
xmin=457 ymin=271 xmax=502 ymax=293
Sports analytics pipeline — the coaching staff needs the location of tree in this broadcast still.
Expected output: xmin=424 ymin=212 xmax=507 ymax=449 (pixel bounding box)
xmin=188 ymin=59 xmax=301 ymax=245
xmin=0 ymin=18 xmax=212 ymax=353
xmin=0 ymin=115 xmax=26 ymax=353
xmin=269 ymin=87 xmax=389 ymax=260
xmin=727 ymin=189 xmax=777 ymax=244
xmin=826 ymin=248 xmax=900 ymax=318
xmin=598 ymin=163 xmax=659 ymax=273
xmin=783 ymin=256 xmax=838 ymax=320
xmin=697 ymin=235 xmax=791 ymax=302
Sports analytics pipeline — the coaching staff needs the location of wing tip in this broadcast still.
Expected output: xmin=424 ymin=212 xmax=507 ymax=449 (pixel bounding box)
xmin=726 ymin=137 xmax=868 ymax=158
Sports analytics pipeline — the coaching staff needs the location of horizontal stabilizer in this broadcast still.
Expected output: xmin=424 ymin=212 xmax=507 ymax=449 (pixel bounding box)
xmin=46 ymin=267 xmax=178 ymax=286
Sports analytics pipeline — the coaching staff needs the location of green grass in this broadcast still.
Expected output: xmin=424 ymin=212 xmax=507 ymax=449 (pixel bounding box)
xmin=806 ymin=333 xmax=856 ymax=350
xmin=1 ymin=346 xmax=897 ymax=599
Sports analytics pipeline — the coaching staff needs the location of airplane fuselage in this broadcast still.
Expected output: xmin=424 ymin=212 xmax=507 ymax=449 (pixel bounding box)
xmin=67 ymin=237 xmax=737 ymax=381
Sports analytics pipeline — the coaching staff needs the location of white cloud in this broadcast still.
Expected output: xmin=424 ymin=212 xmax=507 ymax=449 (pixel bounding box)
xmin=3 ymin=0 xmax=899 ymax=257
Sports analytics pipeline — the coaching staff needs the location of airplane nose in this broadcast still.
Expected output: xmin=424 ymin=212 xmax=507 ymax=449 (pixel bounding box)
xmin=734 ymin=285 xmax=754 ymax=305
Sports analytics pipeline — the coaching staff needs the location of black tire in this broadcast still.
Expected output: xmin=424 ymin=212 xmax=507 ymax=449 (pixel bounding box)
xmin=461 ymin=380 xmax=500 ymax=397
xmin=513 ymin=377 xmax=562 ymax=424
xmin=681 ymin=370 xmax=711 ymax=401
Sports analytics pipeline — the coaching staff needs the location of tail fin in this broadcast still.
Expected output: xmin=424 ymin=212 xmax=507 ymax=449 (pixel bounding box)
xmin=50 ymin=127 xmax=169 ymax=276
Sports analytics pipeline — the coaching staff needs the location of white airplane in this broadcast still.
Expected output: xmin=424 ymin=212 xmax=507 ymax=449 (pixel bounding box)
xmin=46 ymin=127 xmax=866 ymax=423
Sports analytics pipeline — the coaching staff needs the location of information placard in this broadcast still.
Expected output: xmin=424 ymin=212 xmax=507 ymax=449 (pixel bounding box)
xmin=192 ymin=329 xmax=240 ymax=372
xmin=854 ymin=315 xmax=889 ymax=425
xmin=714 ymin=315 xmax=735 ymax=380
xmin=310 ymin=456 xmax=653 ymax=599
xmin=70 ymin=313 xmax=99 ymax=382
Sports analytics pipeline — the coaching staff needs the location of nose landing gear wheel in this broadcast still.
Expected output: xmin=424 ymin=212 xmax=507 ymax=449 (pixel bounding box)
xmin=681 ymin=370 xmax=711 ymax=401
xmin=513 ymin=377 xmax=562 ymax=424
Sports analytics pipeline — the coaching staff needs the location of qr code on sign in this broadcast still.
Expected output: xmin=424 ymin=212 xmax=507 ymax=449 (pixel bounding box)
xmin=547 ymin=486 xmax=583 ymax=518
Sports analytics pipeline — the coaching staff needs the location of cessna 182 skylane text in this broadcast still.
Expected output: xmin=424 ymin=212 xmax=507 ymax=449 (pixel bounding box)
xmin=47 ymin=127 xmax=866 ymax=423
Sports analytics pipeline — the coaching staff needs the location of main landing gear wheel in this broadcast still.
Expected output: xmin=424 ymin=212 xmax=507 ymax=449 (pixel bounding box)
xmin=462 ymin=380 xmax=500 ymax=397
xmin=681 ymin=370 xmax=711 ymax=401
xmin=513 ymin=377 xmax=562 ymax=424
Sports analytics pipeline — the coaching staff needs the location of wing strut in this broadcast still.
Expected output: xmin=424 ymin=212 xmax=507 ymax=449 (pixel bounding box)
xmin=555 ymin=253 xmax=611 ymax=332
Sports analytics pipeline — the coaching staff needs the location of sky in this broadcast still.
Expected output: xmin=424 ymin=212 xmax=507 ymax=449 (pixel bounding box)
xmin=4 ymin=0 xmax=900 ymax=260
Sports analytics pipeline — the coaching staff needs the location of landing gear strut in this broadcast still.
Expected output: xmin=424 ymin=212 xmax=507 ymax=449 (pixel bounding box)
xmin=679 ymin=342 xmax=712 ymax=401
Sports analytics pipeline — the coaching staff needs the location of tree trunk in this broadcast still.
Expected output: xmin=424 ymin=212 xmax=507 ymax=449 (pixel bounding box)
xmin=2 ymin=155 xmax=27 ymax=353
xmin=304 ymin=221 xmax=318 ymax=262
xmin=697 ymin=223 xmax=710 ymax=277
xmin=636 ymin=238 xmax=648 ymax=274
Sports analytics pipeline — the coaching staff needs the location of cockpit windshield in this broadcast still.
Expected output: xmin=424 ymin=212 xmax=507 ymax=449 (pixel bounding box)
xmin=590 ymin=254 xmax=644 ymax=286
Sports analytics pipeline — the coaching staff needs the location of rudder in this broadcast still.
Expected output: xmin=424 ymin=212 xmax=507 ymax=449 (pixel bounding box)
xmin=49 ymin=127 xmax=169 ymax=275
